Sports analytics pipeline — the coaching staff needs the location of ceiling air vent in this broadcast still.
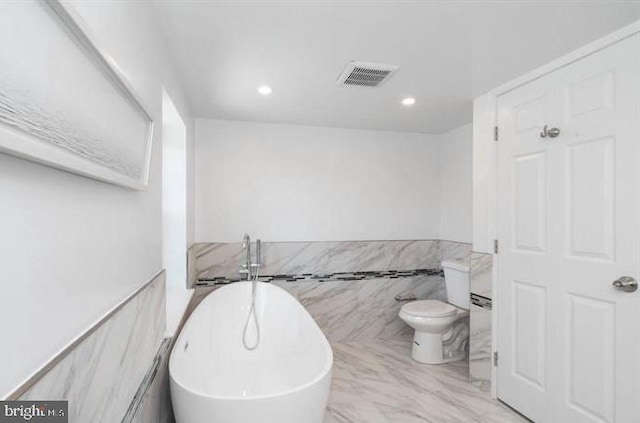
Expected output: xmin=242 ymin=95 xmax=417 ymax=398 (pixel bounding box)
xmin=336 ymin=61 xmax=399 ymax=88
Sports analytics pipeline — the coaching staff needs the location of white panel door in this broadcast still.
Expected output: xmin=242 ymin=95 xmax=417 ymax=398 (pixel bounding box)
xmin=497 ymin=34 xmax=640 ymax=423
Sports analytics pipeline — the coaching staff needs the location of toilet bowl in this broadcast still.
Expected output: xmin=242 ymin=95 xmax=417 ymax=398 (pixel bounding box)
xmin=399 ymin=259 xmax=470 ymax=364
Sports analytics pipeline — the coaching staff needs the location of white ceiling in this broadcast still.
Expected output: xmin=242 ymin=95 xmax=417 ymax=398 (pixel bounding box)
xmin=155 ymin=1 xmax=640 ymax=134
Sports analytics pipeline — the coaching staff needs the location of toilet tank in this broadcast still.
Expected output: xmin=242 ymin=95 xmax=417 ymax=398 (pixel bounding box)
xmin=442 ymin=259 xmax=470 ymax=310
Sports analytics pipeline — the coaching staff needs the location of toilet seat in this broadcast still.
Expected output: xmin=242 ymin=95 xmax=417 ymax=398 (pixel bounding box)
xmin=401 ymin=300 xmax=457 ymax=318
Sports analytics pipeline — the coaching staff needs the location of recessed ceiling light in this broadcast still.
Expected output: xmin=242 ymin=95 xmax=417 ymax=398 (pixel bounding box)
xmin=402 ymin=97 xmax=416 ymax=106
xmin=258 ymin=85 xmax=273 ymax=95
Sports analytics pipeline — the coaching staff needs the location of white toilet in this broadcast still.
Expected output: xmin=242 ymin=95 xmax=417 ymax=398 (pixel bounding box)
xmin=399 ymin=259 xmax=470 ymax=364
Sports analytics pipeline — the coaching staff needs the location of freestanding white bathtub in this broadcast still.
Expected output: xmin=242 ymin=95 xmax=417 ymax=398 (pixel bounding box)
xmin=169 ymin=281 xmax=333 ymax=423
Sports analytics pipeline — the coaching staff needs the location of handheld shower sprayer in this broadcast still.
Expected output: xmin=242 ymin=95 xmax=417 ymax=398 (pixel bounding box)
xmin=241 ymin=234 xmax=262 ymax=350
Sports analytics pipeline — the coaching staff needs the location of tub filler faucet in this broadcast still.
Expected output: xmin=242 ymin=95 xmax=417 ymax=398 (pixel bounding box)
xmin=239 ymin=234 xmax=262 ymax=350
xmin=239 ymin=234 xmax=261 ymax=280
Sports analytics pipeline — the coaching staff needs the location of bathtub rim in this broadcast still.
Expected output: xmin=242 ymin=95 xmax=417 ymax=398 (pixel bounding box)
xmin=169 ymin=281 xmax=334 ymax=401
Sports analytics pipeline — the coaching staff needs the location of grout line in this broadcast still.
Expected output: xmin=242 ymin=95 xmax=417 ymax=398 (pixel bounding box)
xmin=194 ymin=268 xmax=444 ymax=287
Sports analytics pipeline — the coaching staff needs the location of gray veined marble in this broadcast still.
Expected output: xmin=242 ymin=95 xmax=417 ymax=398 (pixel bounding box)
xmin=325 ymin=337 xmax=527 ymax=423
xmin=469 ymin=251 xmax=494 ymax=393
xmin=180 ymin=240 xmax=507 ymax=421
xmin=190 ymin=240 xmax=440 ymax=284
xmin=470 ymin=252 xmax=493 ymax=299
xmin=274 ymin=275 xmax=446 ymax=342
xmin=19 ymin=272 xmax=166 ymax=423
xmin=438 ymin=240 xmax=473 ymax=267
xmin=125 ymin=339 xmax=175 ymax=423
xmin=470 ymin=305 xmax=492 ymax=393
xmin=190 ymin=242 xmax=245 ymax=281
xmin=184 ymin=239 xmax=502 ymax=421
xmin=185 ymin=275 xmax=447 ymax=344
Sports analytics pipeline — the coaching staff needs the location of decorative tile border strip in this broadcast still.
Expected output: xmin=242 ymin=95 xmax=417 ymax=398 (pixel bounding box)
xmin=470 ymin=293 xmax=492 ymax=309
xmin=193 ymin=268 xmax=443 ymax=287
xmin=189 ymin=240 xmax=444 ymax=285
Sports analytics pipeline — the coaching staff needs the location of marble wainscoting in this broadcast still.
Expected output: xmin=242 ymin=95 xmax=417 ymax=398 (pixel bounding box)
xmin=469 ymin=252 xmax=493 ymax=393
xmin=438 ymin=240 xmax=473 ymax=267
xmin=274 ymin=275 xmax=446 ymax=342
xmin=189 ymin=240 xmax=440 ymax=284
xmin=185 ymin=275 xmax=446 ymax=343
xmin=16 ymin=272 xmax=166 ymax=423
xmin=124 ymin=339 xmax=174 ymax=423
xmin=470 ymin=251 xmax=492 ymax=298
xmin=186 ymin=238 xmax=473 ymax=345
xmin=470 ymin=306 xmax=492 ymax=393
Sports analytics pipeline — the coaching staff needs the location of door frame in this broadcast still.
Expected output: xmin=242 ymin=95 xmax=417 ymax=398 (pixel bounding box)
xmin=473 ymin=19 xmax=640 ymax=400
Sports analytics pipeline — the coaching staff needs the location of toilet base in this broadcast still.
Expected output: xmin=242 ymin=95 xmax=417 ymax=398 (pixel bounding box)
xmin=410 ymin=331 xmax=466 ymax=364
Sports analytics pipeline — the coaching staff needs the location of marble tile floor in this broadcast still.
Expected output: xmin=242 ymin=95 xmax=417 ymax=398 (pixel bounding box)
xmin=325 ymin=337 xmax=529 ymax=423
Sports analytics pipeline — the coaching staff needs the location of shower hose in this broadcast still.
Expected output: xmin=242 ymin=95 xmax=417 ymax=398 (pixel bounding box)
xmin=242 ymin=269 xmax=260 ymax=350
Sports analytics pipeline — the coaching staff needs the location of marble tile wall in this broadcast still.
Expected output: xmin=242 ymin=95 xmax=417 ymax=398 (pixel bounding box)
xmin=186 ymin=239 xmax=474 ymax=343
xmin=125 ymin=339 xmax=174 ymax=423
xmin=469 ymin=252 xmax=493 ymax=393
xmin=438 ymin=240 xmax=473 ymax=267
xmin=195 ymin=268 xmax=441 ymax=285
xmin=190 ymin=240 xmax=440 ymax=284
xmin=184 ymin=276 xmax=446 ymax=343
xmin=18 ymin=272 xmax=166 ymax=423
xmin=274 ymin=275 xmax=446 ymax=342
xmin=470 ymin=251 xmax=492 ymax=299
xmin=470 ymin=305 xmax=492 ymax=393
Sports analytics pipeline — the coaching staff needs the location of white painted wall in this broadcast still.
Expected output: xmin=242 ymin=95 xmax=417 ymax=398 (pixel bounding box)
xmin=195 ymin=119 xmax=444 ymax=242
xmin=0 ymin=1 xmax=192 ymax=398
xmin=162 ymin=91 xmax=193 ymax=336
xmin=472 ymin=94 xmax=497 ymax=253
xmin=186 ymin=119 xmax=196 ymax=248
xmin=439 ymin=124 xmax=473 ymax=243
